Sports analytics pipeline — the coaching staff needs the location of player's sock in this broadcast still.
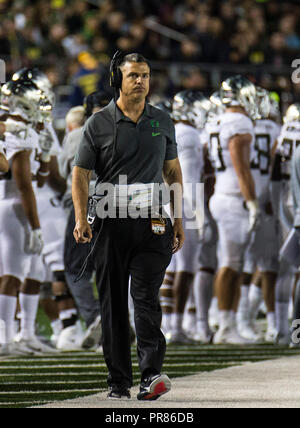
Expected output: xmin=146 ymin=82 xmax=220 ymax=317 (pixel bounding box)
xmin=194 ymin=270 xmax=213 ymax=331
xmin=248 ymin=284 xmax=263 ymax=322
xmin=237 ymin=285 xmax=250 ymax=326
xmin=171 ymin=313 xmax=183 ymax=334
xmin=276 ymin=302 xmax=290 ymax=337
xmin=19 ymin=292 xmax=39 ymax=340
xmin=0 ymin=295 xmax=17 ymax=344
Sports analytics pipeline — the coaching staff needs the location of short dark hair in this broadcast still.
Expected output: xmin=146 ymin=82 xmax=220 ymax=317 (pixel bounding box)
xmin=119 ymin=53 xmax=151 ymax=72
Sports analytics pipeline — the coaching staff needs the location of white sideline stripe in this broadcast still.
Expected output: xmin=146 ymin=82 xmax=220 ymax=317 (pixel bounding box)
xmin=0 ymin=361 xmax=232 ymax=370
xmin=2 ymin=380 xmax=102 ymax=385
xmin=0 ymin=401 xmax=50 ymax=406
xmin=0 ymin=370 xmax=198 ymax=378
xmin=3 ymin=350 xmax=287 ymax=361
xmin=0 ymin=400 xmax=49 ymax=406
xmin=0 ymin=353 xmax=280 ymax=365
xmin=0 ymin=364 xmax=106 ymax=368
xmin=0 ymin=362 xmax=238 ymax=371
xmin=0 ymin=389 xmax=100 ymax=395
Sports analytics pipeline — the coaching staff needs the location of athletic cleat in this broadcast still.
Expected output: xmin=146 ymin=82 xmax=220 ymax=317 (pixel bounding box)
xmin=168 ymin=330 xmax=197 ymax=345
xmin=238 ymin=324 xmax=262 ymax=343
xmin=81 ymin=315 xmax=102 ymax=349
xmin=275 ymin=333 xmax=290 ymax=346
xmin=264 ymin=328 xmax=278 ymax=343
xmin=56 ymin=323 xmax=84 ymax=351
xmin=107 ymin=385 xmax=131 ymax=400
xmin=18 ymin=336 xmax=58 ymax=353
xmin=213 ymin=326 xmax=253 ymax=345
xmin=193 ymin=330 xmax=214 ymax=344
xmin=137 ymin=374 xmax=171 ymax=401
xmin=9 ymin=342 xmax=37 ymax=356
xmin=0 ymin=344 xmax=10 ymax=356
xmin=94 ymin=345 xmax=103 ymax=354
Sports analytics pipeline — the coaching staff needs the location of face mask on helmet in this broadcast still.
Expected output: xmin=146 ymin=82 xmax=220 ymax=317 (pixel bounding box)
xmin=1 ymin=80 xmax=44 ymax=124
xmin=12 ymin=67 xmax=55 ymax=107
xmin=172 ymin=91 xmax=189 ymax=122
xmin=209 ymin=91 xmax=225 ymax=117
xmin=283 ymin=103 xmax=300 ymax=123
xmin=188 ymin=97 xmax=212 ymax=129
xmin=172 ymin=90 xmax=210 ymax=126
xmin=220 ymin=75 xmax=259 ymax=120
xmin=256 ymin=87 xmax=271 ymax=120
xmin=39 ymin=95 xmax=53 ymax=123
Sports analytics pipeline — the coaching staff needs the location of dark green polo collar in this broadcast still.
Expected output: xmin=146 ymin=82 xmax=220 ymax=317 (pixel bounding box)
xmin=107 ymin=99 xmax=154 ymax=123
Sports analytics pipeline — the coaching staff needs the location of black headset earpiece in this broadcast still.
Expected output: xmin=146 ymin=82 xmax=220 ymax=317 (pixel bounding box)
xmin=110 ymin=50 xmax=124 ymax=90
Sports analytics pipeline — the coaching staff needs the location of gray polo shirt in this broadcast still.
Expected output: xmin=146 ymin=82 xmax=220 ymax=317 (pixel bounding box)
xmin=74 ymin=99 xmax=177 ymax=189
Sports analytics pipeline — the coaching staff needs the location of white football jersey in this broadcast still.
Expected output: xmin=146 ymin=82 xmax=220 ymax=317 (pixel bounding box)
xmin=204 ymin=114 xmax=221 ymax=143
xmin=210 ymin=111 xmax=254 ymax=196
xmin=175 ymin=122 xmax=204 ymax=184
xmin=175 ymin=122 xmax=204 ymax=222
xmin=251 ymin=119 xmax=281 ymax=202
xmin=276 ymin=120 xmax=300 ymax=213
xmin=0 ymin=128 xmax=40 ymax=199
xmin=277 ymin=121 xmax=300 ymax=181
xmin=203 ymin=114 xmax=221 ymax=154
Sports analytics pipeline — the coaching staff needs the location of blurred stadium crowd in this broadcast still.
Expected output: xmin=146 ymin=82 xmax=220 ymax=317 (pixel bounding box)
xmin=0 ymin=0 xmax=300 ymax=125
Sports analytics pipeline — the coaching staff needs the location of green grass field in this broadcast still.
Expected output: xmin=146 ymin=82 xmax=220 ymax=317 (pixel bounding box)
xmin=1 ymin=343 xmax=300 ymax=408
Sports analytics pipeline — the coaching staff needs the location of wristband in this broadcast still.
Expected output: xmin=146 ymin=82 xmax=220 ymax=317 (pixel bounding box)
xmin=245 ymin=200 xmax=259 ymax=212
xmin=38 ymin=170 xmax=50 ymax=177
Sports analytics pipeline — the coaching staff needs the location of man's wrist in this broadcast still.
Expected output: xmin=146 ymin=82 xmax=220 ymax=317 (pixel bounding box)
xmin=76 ymin=216 xmax=88 ymax=224
xmin=173 ymin=217 xmax=183 ymax=225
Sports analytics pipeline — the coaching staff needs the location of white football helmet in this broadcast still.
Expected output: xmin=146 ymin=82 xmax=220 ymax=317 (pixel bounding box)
xmin=209 ymin=90 xmax=225 ymax=120
xmin=283 ymin=103 xmax=300 ymax=123
xmin=172 ymin=90 xmax=211 ymax=129
xmin=12 ymin=67 xmax=55 ymax=106
xmin=1 ymin=80 xmax=46 ymax=124
xmin=220 ymin=75 xmax=259 ymax=120
xmin=256 ymin=86 xmax=271 ymax=120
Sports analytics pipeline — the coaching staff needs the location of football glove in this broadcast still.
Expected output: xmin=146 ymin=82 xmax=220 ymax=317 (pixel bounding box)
xmin=4 ymin=118 xmax=28 ymax=135
xmin=246 ymin=199 xmax=261 ymax=233
xmin=25 ymin=228 xmax=44 ymax=255
xmin=39 ymin=129 xmax=53 ymax=162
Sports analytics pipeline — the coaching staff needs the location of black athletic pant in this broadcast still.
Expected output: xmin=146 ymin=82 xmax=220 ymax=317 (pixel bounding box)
xmin=92 ymin=216 xmax=173 ymax=388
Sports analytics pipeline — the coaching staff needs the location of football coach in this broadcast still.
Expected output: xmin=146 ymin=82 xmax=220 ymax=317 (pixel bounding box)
xmin=72 ymin=51 xmax=184 ymax=401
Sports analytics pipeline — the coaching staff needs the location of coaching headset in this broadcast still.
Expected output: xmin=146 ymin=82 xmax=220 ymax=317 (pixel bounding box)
xmin=110 ymin=50 xmax=124 ymax=94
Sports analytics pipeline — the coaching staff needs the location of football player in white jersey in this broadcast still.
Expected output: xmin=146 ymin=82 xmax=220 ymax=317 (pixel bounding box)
xmin=154 ymin=100 xmax=177 ymax=338
xmin=271 ymin=103 xmax=300 ymax=344
xmin=209 ymin=75 xmax=259 ymax=344
xmin=0 ymin=80 xmax=45 ymax=356
xmin=12 ymin=68 xmax=85 ymax=351
xmin=238 ymin=88 xmax=281 ymax=342
xmin=167 ymin=90 xmax=206 ymax=344
xmin=188 ymin=94 xmax=221 ymax=343
xmin=202 ymin=91 xmax=225 ymax=332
